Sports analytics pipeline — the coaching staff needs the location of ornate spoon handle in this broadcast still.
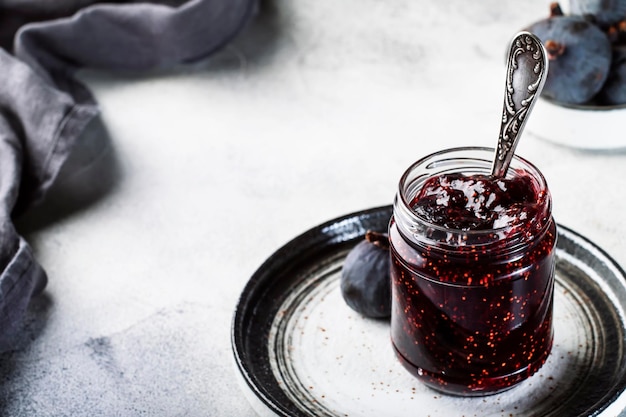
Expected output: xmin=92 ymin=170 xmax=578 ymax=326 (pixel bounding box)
xmin=492 ymin=32 xmax=548 ymax=177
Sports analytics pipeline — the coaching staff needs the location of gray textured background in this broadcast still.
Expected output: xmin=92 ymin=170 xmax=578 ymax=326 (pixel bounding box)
xmin=5 ymin=0 xmax=626 ymax=415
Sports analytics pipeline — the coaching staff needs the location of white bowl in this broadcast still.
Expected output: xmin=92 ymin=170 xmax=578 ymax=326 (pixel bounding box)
xmin=526 ymin=98 xmax=626 ymax=150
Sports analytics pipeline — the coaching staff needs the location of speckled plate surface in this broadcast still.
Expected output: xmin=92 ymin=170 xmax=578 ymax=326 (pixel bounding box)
xmin=231 ymin=206 xmax=626 ymax=417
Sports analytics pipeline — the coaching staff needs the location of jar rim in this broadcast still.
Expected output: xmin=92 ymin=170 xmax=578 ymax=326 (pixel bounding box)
xmin=395 ymin=146 xmax=551 ymax=247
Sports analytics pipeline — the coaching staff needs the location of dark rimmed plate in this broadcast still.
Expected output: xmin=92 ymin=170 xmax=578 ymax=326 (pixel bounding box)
xmin=231 ymin=206 xmax=626 ymax=417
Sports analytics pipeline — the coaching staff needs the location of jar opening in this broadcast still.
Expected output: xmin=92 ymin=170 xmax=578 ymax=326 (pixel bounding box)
xmin=394 ymin=147 xmax=552 ymax=253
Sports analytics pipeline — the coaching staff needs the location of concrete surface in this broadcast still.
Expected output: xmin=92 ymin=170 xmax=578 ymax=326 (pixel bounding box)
xmin=4 ymin=0 xmax=626 ymax=415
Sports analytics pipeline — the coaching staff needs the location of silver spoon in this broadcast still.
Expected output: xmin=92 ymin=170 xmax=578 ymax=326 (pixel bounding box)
xmin=492 ymin=31 xmax=548 ymax=177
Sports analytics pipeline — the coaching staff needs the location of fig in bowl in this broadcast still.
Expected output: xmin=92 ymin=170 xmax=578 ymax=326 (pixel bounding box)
xmin=523 ymin=2 xmax=626 ymax=149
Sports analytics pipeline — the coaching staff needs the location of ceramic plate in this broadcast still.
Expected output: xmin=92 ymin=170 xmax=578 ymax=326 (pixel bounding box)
xmin=231 ymin=206 xmax=626 ymax=417
xmin=526 ymin=98 xmax=626 ymax=150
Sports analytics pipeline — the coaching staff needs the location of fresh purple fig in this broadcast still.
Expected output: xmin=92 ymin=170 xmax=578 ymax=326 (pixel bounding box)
xmin=340 ymin=231 xmax=391 ymax=319
xmin=526 ymin=10 xmax=612 ymax=104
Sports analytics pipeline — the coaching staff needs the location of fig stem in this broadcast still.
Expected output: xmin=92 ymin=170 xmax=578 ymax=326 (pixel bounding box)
xmin=549 ymin=2 xmax=564 ymax=17
xmin=365 ymin=230 xmax=390 ymax=250
xmin=545 ymin=40 xmax=566 ymax=59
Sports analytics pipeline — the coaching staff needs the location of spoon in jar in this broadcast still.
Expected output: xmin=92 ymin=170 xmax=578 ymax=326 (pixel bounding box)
xmin=492 ymin=31 xmax=548 ymax=177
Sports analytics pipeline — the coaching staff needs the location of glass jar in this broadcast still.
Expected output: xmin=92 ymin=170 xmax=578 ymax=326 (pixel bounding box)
xmin=389 ymin=147 xmax=556 ymax=396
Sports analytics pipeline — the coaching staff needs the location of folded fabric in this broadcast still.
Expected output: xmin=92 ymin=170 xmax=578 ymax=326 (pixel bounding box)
xmin=0 ymin=0 xmax=257 ymax=351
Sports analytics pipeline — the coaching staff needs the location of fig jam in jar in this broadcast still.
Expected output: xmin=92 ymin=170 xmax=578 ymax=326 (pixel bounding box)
xmin=389 ymin=147 xmax=556 ymax=396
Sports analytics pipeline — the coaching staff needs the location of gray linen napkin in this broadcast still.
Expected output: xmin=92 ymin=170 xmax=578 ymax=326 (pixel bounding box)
xmin=0 ymin=0 xmax=257 ymax=351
